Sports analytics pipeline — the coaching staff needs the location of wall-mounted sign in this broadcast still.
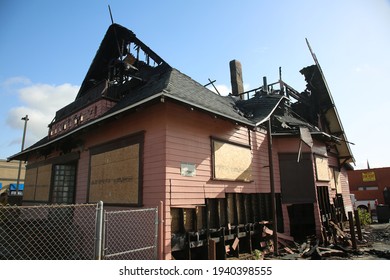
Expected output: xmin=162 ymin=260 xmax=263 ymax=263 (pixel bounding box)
xmin=362 ymin=171 xmax=376 ymax=182
xmin=181 ymin=162 xmax=196 ymax=177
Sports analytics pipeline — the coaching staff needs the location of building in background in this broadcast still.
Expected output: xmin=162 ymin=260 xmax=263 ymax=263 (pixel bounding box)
xmin=348 ymin=167 xmax=390 ymax=208
xmin=0 ymin=159 xmax=25 ymax=204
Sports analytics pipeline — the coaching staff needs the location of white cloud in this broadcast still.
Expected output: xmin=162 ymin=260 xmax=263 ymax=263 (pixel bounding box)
xmin=209 ymin=84 xmax=230 ymax=96
xmin=6 ymin=81 xmax=79 ymax=147
xmin=18 ymin=83 xmax=78 ymax=115
xmin=207 ymin=83 xmax=251 ymax=96
xmin=1 ymin=76 xmax=31 ymax=88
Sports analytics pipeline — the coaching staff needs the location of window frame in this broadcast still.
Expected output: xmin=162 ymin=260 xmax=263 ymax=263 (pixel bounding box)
xmin=87 ymin=131 xmax=145 ymax=207
xmin=51 ymin=163 xmax=77 ymax=204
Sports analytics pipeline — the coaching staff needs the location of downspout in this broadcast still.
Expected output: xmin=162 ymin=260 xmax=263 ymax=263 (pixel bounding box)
xmin=263 ymin=76 xmax=278 ymax=255
xmin=266 ymin=118 xmax=278 ymax=256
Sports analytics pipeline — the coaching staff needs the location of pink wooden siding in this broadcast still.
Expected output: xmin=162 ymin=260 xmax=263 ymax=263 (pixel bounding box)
xmin=340 ymin=167 xmax=353 ymax=213
xmin=75 ymin=103 xmax=169 ymax=258
xmin=164 ymin=103 xmax=267 ymax=205
xmin=80 ymin=103 xmax=168 ymax=206
xmin=75 ymin=150 xmax=89 ymax=203
xmin=162 ymin=102 xmax=272 ymax=259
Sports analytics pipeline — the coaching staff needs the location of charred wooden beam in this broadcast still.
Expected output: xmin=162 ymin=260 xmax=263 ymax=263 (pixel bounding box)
xmin=348 ymin=211 xmax=357 ymax=250
xmin=230 ymin=60 xmax=244 ymax=99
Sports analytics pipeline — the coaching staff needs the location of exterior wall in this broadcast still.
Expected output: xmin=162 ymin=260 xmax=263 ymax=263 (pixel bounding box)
xmin=340 ymin=167 xmax=353 ymax=213
xmin=71 ymin=101 xmax=272 ymax=259
xmin=163 ymin=102 xmax=270 ymax=259
xmin=79 ymin=102 xmax=167 ymax=207
xmin=75 ymin=150 xmax=89 ymax=203
xmin=273 ymin=137 xmax=352 ymax=239
xmin=273 ymin=137 xmax=320 ymax=236
xmin=165 ymin=103 xmax=258 ymax=206
xmin=23 ymin=101 xmax=169 ymax=256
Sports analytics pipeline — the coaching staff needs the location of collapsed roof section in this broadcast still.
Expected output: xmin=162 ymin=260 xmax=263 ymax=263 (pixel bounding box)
xmin=297 ymin=64 xmax=354 ymax=164
xmin=234 ymin=93 xmax=286 ymax=126
xmin=230 ymin=42 xmax=354 ymax=165
xmin=232 ymin=64 xmax=354 ymax=165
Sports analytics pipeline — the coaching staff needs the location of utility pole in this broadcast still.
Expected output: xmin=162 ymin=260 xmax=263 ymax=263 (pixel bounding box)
xmin=16 ymin=115 xmax=29 ymax=195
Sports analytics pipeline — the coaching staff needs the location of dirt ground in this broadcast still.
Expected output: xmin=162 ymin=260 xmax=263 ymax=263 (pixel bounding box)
xmin=350 ymin=223 xmax=390 ymax=260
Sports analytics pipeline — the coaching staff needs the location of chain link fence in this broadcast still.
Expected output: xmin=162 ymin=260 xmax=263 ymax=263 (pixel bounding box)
xmin=0 ymin=202 xmax=158 ymax=260
xmin=103 ymin=208 xmax=158 ymax=260
xmin=0 ymin=203 xmax=97 ymax=259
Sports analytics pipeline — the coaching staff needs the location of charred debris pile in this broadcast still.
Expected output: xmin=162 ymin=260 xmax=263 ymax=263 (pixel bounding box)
xmin=261 ymin=216 xmax=390 ymax=260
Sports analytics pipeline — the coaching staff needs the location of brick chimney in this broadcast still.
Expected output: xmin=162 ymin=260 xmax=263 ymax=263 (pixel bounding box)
xmin=229 ymin=59 xmax=244 ymax=99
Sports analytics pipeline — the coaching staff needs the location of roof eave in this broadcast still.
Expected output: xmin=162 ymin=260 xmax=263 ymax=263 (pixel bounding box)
xmin=7 ymin=92 xmax=166 ymax=161
xmin=8 ymin=91 xmax=257 ymax=161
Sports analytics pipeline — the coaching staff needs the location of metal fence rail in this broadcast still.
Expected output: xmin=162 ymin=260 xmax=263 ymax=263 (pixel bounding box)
xmin=103 ymin=207 xmax=158 ymax=260
xmin=0 ymin=203 xmax=97 ymax=260
xmin=0 ymin=202 xmax=158 ymax=260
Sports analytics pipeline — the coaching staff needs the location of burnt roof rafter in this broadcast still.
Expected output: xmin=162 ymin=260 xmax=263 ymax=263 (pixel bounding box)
xmin=77 ymin=23 xmax=170 ymax=99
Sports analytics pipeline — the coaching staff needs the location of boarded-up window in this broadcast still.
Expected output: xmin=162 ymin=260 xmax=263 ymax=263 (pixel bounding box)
xmin=23 ymin=167 xmax=37 ymax=201
xmin=329 ymin=168 xmax=341 ymax=193
xmin=315 ymin=155 xmax=330 ymax=181
xmin=212 ymin=138 xmax=252 ymax=182
xmin=23 ymin=164 xmax=52 ymax=202
xmin=89 ymin=133 xmax=143 ymax=206
xmin=279 ymin=153 xmax=316 ymax=204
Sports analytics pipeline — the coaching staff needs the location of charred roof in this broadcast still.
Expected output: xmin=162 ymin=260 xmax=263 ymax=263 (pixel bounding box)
xmin=8 ymin=24 xmax=354 ymax=166
xmin=78 ymin=23 xmax=169 ymax=98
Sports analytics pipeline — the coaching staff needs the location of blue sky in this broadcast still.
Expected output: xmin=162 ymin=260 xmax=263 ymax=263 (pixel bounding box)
xmin=1 ymin=0 xmax=389 ymax=169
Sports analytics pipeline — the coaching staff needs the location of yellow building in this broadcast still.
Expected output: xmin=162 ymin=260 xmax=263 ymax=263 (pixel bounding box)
xmin=0 ymin=159 xmax=26 ymax=194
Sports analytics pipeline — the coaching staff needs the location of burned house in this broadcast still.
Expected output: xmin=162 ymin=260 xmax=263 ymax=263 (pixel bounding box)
xmin=8 ymin=23 xmax=354 ymax=260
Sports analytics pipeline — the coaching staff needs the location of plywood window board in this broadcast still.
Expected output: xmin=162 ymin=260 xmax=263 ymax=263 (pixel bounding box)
xmin=23 ymin=164 xmax=51 ymax=202
xmin=211 ymin=138 xmax=252 ymax=182
xmin=88 ymin=132 xmax=144 ymax=206
xmin=314 ymin=155 xmax=330 ymax=182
